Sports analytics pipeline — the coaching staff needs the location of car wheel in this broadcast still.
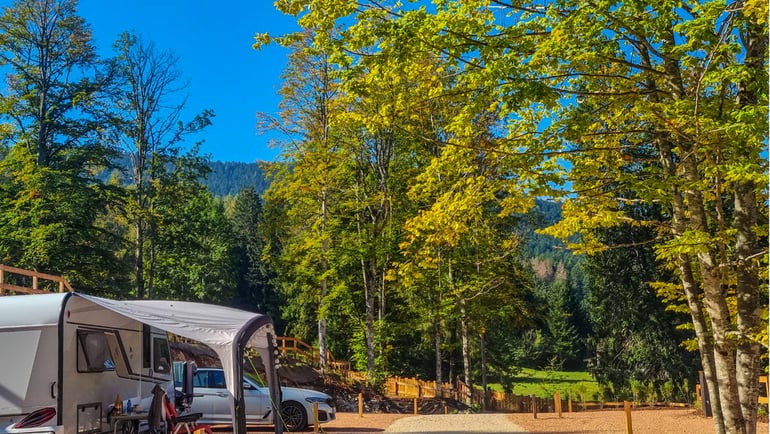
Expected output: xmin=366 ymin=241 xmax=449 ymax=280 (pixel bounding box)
xmin=280 ymin=401 xmax=307 ymax=431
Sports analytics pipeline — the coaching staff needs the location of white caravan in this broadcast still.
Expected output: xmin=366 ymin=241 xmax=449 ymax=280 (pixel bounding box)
xmin=0 ymin=292 xmax=282 ymax=434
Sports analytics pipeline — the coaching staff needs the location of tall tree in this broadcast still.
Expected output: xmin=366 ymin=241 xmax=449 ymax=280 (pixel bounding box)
xmin=529 ymin=2 xmax=768 ymax=431
xmin=259 ymin=32 xmax=352 ymax=370
xmin=0 ymin=0 xmax=103 ymax=166
xmin=109 ymin=31 xmax=213 ymax=299
xmin=0 ymin=0 xmax=122 ymax=290
xmin=230 ymin=187 xmax=281 ymax=326
xmin=338 ymin=50 xmax=436 ymax=380
xmin=148 ymin=148 xmax=235 ymax=303
xmin=270 ymin=2 xmax=767 ymax=432
xmin=583 ymin=206 xmax=699 ymax=394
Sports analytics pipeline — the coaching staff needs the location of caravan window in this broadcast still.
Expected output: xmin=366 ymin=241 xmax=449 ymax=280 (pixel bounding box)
xmin=77 ymin=330 xmax=115 ymax=372
xmin=153 ymin=337 xmax=171 ymax=374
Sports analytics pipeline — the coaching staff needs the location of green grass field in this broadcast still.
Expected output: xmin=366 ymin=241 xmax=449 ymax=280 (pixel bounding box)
xmin=487 ymin=367 xmax=602 ymax=400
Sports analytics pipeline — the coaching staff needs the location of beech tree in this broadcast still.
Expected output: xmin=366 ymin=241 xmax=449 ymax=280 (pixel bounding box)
xmin=269 ymin=1 xmax=767 ymax=432
xmin=529 ymin=3 xmax=768 ymax=432
xmin=259 ymin=33 xmax=353 ymax=370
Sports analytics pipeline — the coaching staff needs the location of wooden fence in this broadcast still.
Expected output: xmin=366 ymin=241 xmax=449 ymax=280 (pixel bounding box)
xmin=0 ymin=263 xmax=74 ymax=295
xmin=386 ymin=374 xmax=770 ymax=412
xmin=385 ymin=376 xmax=699 ymax=412
xmin=276 ymin=336 xmax=351 ymax=372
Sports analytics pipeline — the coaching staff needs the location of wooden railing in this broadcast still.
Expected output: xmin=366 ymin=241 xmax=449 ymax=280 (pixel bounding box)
xmin=387 ymin=376 xmax=455 ymax=399
xmin=0 ymin=264 xmax=74 ymax=295
xmin=276 ymin=336 xmax=351 ymax=371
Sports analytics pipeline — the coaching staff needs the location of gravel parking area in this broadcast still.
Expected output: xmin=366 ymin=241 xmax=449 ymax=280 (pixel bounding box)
xmin=385 ymin=413 xmax=526 ymax=433
xmin=217 ymin=409 xmax=769 ymax=433
xmin=508 ymin=408 xmax=769 ymax=434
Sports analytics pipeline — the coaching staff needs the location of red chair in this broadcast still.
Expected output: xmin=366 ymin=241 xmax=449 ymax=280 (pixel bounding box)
xmin=162 ymin=393 xmax=213 ymax=434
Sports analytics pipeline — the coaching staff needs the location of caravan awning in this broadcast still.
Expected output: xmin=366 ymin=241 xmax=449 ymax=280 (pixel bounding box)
xmin=75 ymin=293 xmax=281 ymax=434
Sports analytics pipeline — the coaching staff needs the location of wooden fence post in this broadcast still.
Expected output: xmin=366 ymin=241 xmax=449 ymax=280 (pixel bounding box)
xmin=531 ymin=395 xmax=538 ymax=419
xmin=313 ymin=402 xmax=319 ymax=433
xmin=414 ymin=398 xmax=418 ymax=415
xmin=568 ymin=397 xmax=573 ymax=413
xmin=554 ymin=392 xmax=562 ymax=417
xmin=358 ymin=393 xmax=363 ymax=417
xmin=624 ymin=401 xmax=633 ymax=434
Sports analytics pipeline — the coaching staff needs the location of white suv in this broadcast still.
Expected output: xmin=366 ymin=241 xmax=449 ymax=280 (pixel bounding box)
xmin=177 ymin=367 xmax=336 ymax=431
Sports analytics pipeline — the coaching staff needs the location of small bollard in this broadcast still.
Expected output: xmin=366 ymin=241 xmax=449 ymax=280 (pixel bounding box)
xmin=624 ymin=401 xmax=633 ymax=434
xmin=358 ymin=393 xmax=363 ymax=417
xmin=414 ymin=398 xmax=418 ymax=415
xmin=568 ymin=398 xmax=573 ymax=413
xmin=313 ymin=402 xmax=319 ymax=433
xmin=531 ymin=395 xmax=538 ymax=419
xmin=444 ymin=405 xmax=448 ymax=414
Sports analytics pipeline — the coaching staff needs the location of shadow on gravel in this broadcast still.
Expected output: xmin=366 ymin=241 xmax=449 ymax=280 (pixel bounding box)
xmin=212 ymin=427 xmax=527 ymax=434
xmin=212 ymin=426 xmax=387 ymax=433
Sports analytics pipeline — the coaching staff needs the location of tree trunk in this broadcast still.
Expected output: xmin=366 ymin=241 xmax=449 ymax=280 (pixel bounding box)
xmin=37 ymin=90 xmax=48 ymax=166
xmin=434 ymin=317 xmax=442 ymax=397
xmin=379 ymin=262 xmax=387 ymax=321
xmin=366 ymin=258 xmax=376 ymax=380
xmin=134 ymin=153 xmax=146 ymax=299
xmin=733 ymin=18 xmax=766 ymax=434
xmin=147 ymin=224 xmax=156 ymax=300
xmin=680 ymin=142 xmax=744 ymax=434
xmin=480 ymin=331 xmax=488 ymax=411
xmin=658 ymin=138 xmax=725 ymax=433
xmin=460 ymin=299 xmax=472 ymax=406
xmin=449 ymin=324 xmax=457 ymax=398
xmin=734 ymin=180 xmax=761 ymax=434
xmin=319 ymin=191 xmax=328 ymax=371
xmin=135 ymin=218 xmax=145 ymax=299
xmin=680 ymin=256 xmax=724 ymax=432
xmin=356 ymin=214 xmax=378 ymax=381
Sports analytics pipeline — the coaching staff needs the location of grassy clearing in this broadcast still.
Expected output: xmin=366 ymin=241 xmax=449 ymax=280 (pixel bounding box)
xmin=488 ymin=367 xmax=602 ymax=400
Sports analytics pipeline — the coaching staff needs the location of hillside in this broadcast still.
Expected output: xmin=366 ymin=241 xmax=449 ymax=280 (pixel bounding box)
xmin=204 ymin=161 xmax=269 ymax=197
xmin=98 ymin=157 xmax=269 ymax=197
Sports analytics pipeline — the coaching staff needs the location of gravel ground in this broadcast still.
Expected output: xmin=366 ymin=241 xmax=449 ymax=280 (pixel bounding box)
xmin=384 ymin=413 xmax=526 ymax=433
xmin=216 ymin=410 xmax=769 ymax=433
xmin=508 ymin=408 xmax=770 ymax=434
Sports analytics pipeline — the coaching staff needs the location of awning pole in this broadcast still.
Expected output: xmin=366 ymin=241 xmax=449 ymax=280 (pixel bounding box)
xmin=266 ymin=333 xmax=283 ymax=434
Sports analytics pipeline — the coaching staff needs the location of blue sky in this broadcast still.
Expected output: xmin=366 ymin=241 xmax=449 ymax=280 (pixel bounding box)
xmin=77 ymin=1 xmax=297 ymax=163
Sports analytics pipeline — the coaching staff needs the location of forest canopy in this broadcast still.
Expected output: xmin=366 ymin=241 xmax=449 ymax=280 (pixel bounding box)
xmin=0 ymin=2 xmax=765 ymax=434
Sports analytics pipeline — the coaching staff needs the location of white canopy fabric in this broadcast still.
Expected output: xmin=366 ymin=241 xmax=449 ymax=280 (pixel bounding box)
xmin=75 ymin=293 xmax=281 ymax=434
